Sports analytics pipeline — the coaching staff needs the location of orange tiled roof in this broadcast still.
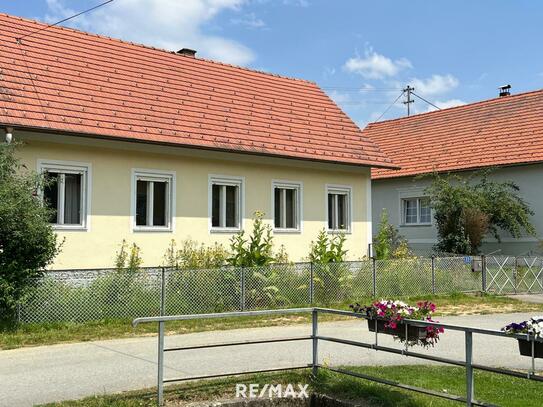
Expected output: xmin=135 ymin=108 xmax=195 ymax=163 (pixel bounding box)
xmin=0 ymin=13 xmax=395 ymax=169
xmin=365 ymin=89 xmax=543 ymax=179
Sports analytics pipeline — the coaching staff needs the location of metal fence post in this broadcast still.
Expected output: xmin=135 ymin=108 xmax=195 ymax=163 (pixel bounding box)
xmin=481 ymin=255 xmax=487 ymax=292
xmin=240 ymin=267 xmax=245 ymax=311
xmin=312 ymin=308 xmax=318 ymax=377
xmin=157 ymin=320 xmax=165 ymax=406
xmin=431 ymin=256 xmax=436 ymax=295
xmin=309 ymin=262 xmax=314 ymax=305
xmin=465 ymin=331 xmax=474 ymax=406
xmin=372 ymin=257 xmax=377 ymax=298
xmin=160 ymin=267 xmax=166 ymax=316
xmin=16 ymin=303 xmax=21 ymax=325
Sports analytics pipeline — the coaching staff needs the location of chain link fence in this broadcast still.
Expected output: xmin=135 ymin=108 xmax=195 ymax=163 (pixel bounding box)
xmin=19 ymin=255 xmax=538 ymax=324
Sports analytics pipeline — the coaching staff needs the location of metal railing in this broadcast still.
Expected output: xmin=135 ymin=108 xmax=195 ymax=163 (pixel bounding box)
xmin=132 ymin=307 xmax=542 ymax=407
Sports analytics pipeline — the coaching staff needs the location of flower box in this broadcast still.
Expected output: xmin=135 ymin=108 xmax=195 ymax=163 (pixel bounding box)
xmin=517 ymin=339 xmax=543 ymax=358
xmin=367 ymin=319 xmax=428 ymax=341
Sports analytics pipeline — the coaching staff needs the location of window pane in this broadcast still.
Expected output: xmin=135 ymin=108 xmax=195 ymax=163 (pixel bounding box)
xmin=285 ymin=188 xmax=295 ymax=229
xmin=328 ymin=194 xmax=335 ymax=229
xmin=404 ymin=199 xmax=418 ymax=224
xmin=274 ymin=188 xmax=281 ymax=228
xmin=419 ymin=198 xmax=431 ymax=223
xmin=64 ymin=173 xmax=81 ymax=225
xmin=136 ymin=180 xmax=148 ymax=226
xmin=153 ymin=182 xmax=167 ymax=226
xmin=225 ymin=185 xmax=238 ymax=228
xmin=43 ymin=172 xmax=59 ymax=224
xmin=212 ymin=184 xmax=221 ymax=227
xmin=337 ymin=194 xmax=347 ymax=230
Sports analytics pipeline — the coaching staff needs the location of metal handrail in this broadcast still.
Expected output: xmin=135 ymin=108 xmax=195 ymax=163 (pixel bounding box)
xmin=133 ymin=307 xmax=541 ymax=407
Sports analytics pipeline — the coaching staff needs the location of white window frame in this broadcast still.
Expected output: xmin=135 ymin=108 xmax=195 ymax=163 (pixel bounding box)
xmin=131 ymin=168 xmax=175 ymax=232
xmin=400 ymin=197 xmax=432 ymax=226
xmin=326 ymin=184 xmax=352 ymax=233
xmin=271 ymin=180 xmax=303 ymax=233
xmin=208 ymin=175 xmax=244 ymax=233
xmin=37 ymin=159 xmax=91 ymax=231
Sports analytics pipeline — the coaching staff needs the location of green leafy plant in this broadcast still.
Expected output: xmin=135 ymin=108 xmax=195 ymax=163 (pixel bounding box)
xmin=308 ymin=230 xmax=351 ymax=305
xmin=228 ymin=211 xmax=280 ymax=267
xmin=425 ymin=171 xmax=535 ymax=254
xmin=373 ymin=209 xmax=413 ymax=260
xmin=162 ymin=239 xmax=229 ymax=270
xmin=114 ymin=240 xmax=143 ymax=273
xmin=0 ymin=143 xmax=59 ymax=321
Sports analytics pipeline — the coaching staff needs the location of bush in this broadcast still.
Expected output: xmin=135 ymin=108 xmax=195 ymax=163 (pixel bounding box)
xmin=308 ymin=230 xmax=352 ymax=305
xmin=373 ymin=209 xmax=413 ymax=260
xmin=0 ymin=143 xmax=59 ymax=320
xmin=162 ymin=239 xmax=229 ymax=270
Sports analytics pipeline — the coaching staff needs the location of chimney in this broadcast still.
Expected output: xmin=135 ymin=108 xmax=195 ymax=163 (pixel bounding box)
xmin=177 ymin=48 xmax=196 ymax=57
xmin=498 ymin=84 xmax=511 ymax=97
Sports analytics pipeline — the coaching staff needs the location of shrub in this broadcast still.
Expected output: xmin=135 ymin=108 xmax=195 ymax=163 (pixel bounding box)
xmin=373 ymin=209 xmax=413 ymax=260
xmin=114 ymin=240 xmax=143 ymax=273
xmin=426 ymin=171 xmax=535 ymax=254
xmin=308 ymin=230 xmax=352 ymax=305
xmin=0 ymin=143 xmax=59 ymax=320
xmin=162 ymin=239 xmax=229 ymax=270
xmin=228 ymin=211 xmax=286 ymax=267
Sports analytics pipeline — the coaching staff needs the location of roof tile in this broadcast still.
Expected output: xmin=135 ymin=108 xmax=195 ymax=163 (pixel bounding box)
xmin=0 ymin=13 xmax=395 ymax=168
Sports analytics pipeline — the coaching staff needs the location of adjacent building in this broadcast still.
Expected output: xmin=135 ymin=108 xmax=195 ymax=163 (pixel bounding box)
xmin=364 ymin=88 xmax=543 ymax=255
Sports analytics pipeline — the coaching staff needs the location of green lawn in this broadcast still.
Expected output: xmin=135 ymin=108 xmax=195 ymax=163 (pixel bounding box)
xmin=39 ymin=365 xmax=542 ymax=407
xmin=2 ymin=293 xmax=542 ymax=350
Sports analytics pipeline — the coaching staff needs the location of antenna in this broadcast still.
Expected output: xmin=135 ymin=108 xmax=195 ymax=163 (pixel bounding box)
xmin=403 ymin=86 xmax=414 ymax=116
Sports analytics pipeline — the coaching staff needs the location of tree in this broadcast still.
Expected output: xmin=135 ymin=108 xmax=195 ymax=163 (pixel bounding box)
xmin=0 ymin=143 xmax=59 ymax=320
xmin=373 ymin=209 xmax=413 ymax=260
xmin=425 ymin=171 xmax=535 ymax=255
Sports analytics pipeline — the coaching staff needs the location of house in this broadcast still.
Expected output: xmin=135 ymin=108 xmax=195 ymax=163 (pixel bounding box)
xmin=0 ymin=13 xmax=396 ymax=269
xmin=364 ymin=88 xmax=543 ymax=256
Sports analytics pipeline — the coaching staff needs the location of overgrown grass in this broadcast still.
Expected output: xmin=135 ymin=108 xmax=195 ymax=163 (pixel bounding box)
xmin=2 ymin=293 xmax=542 ymax=350
xmin=39 ymin=365 xmax=542 ymax=406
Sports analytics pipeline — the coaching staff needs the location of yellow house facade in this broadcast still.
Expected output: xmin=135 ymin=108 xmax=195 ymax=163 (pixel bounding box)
xmin=17 ymin=131 xmax=373 ymax=269
xmin=1 ymin=13 xmax=396 ymax=270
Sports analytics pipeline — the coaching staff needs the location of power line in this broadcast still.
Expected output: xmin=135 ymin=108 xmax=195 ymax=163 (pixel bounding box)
xmin=374 ymin=90 xmax=405 ymax=122
xmin=411 ymin=91 xmax=442 ymax=111
xmin=16 ymin=0 xmax=114 ymax=43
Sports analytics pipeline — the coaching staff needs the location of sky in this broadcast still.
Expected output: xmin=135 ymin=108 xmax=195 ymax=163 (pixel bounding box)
xmin=2 ymin=0 xmax=543 ymax=127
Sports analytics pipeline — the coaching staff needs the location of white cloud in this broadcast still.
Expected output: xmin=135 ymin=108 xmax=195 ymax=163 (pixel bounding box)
xmin=344 ymin=48 xmax=412 ymax=79
xmin=44 ymin=0 xmax=255 ymax=66
xmin=408 ymin=74 xmax=459 ymax=96
xmin=230 ymin=12 xmax=266 ymax=28
xmin=426 ymin=99 xmax=466 ymax=112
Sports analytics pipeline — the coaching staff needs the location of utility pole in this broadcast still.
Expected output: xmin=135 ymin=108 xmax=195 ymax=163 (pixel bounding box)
xmin=403 ymin=86 xmax=414 ymax=116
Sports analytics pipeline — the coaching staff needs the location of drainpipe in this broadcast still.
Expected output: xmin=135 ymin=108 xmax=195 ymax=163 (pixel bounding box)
xmin=5 ymin=127 xmax=13 ymax=144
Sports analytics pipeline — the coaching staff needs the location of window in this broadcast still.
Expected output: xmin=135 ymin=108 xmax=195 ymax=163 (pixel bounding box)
xmin=402 ymin=197 xmax=431 ymax=225
xmin=132 ymin=169 xmax=175 ymax=231
xmin=326 ymin=185 xmax=351 ymax=232
xmin=39 ymin=160 xmax=90 ymax=230
xmin=209 ymin=176 xmax=243 ymax=231
xmin=272 ymin=181 xmax=302 ymax=232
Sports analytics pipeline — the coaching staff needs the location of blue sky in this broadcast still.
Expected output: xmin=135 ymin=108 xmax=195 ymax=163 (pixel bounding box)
xmin=2 ymin=0 xmax=542 ymax=126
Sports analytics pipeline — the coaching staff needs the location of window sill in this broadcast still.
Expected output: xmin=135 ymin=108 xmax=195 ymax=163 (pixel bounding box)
xmin=210 ymin=227 xmax=242 ymax=234
xmin=133 ymin=226 xmax=173 ymax=233
xmin=399 ymin=223 xmax=432 ymax=228
xmin=52 ymin=225 xmax=88 ymax=232
xmin=273 ymin=228 xmax=302 ymax=234
xmin=327 ymin=229 xmax=352 ymax=235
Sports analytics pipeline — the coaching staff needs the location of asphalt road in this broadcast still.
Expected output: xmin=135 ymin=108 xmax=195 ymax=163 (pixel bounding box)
xmin=1 ymin=312 xmax=541 ymax=406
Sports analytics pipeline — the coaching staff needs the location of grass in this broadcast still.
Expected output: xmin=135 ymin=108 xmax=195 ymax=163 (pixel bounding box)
xmin=2 ymin=293 xmax=542 ymax=350
xmin=38 ymin=365 xmax=542 ymax=407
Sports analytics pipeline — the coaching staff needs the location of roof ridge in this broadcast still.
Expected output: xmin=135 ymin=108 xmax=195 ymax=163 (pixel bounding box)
xmin=1 ymin=12 xmax=315 ymax=85
xmin=366 ymin=87 xmax=543 ymax=128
